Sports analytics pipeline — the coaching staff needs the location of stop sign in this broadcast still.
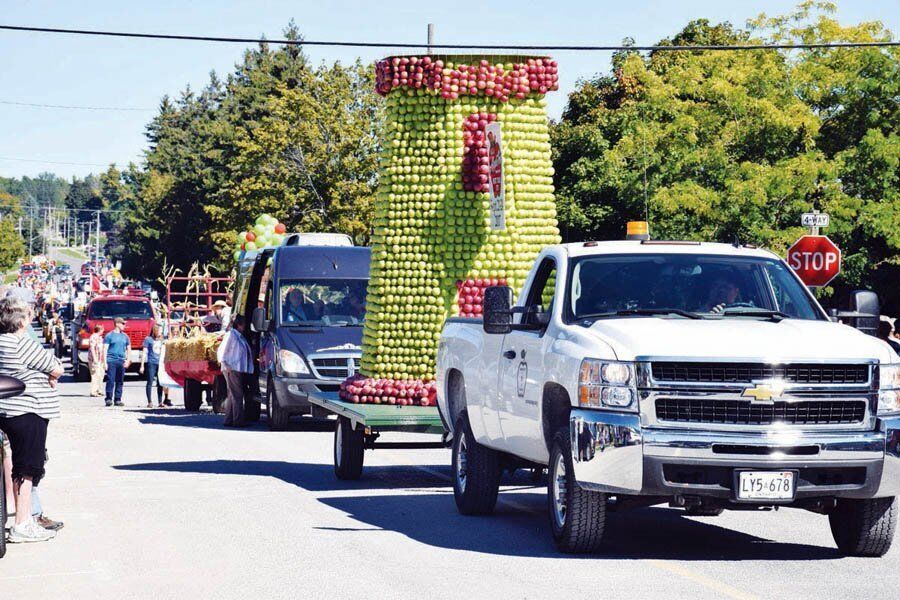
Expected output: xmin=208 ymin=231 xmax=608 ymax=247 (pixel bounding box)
xmin=787 ymin=235 xmax=841 ymax=287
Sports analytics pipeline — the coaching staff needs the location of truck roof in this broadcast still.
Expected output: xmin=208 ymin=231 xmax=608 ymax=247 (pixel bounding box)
xmin=560 ymin=240 xmax=780 ymax=260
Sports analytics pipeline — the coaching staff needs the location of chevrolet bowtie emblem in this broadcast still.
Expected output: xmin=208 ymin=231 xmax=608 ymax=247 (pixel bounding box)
xmin=742 ymin=381 xmax=786 ymax=403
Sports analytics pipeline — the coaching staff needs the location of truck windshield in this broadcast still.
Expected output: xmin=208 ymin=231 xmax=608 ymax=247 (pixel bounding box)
xmin=88 ymin=301 xmax=154 ymax=320
xmin=569 ymin=254 xmax=823 ymax=322
xmin=279 ymin=279 xmax=367 ymax=326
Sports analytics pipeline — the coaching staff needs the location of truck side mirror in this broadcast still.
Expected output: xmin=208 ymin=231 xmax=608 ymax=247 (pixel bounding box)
xmin=251 ymin=306 xmax=269 ymax=333
xmin=850 ymin=290 xmax=880 ymax=336
xmin=483 ymin=286 xmax=513 ymax=335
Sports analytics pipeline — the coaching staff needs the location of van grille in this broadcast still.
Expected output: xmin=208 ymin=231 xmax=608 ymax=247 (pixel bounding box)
xmin=650 ymin=362 xmax=869 ymax=385
xmin=655 ymin=398 xmax=866 ymax=425
xmin=309 ymin=357 xmax=360 ymax=380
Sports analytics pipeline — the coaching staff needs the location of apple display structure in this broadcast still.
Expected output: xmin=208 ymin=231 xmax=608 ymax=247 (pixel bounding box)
xmin=340 ymin=55 xmax=561 ymax=406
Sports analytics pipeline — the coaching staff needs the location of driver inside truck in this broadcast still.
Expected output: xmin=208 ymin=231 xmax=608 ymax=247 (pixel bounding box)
xmin=702 ymin=277 xmax=741 ymax=313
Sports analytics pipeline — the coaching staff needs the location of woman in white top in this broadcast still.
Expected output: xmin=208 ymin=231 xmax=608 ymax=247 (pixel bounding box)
xmin=0 ymin=295 xmax=64 ymax=542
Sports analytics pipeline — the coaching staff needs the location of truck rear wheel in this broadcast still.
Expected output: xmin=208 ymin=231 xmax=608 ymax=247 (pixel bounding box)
xmin=452 ymin=414 xmax=501 ymax=515
xmin=334 ymin=417 xmax=364 ymax=480
xmin=548 ymin=430 xmax=607 ymax=553
xmin=211 ymin=375 xmax=227 ymax=415
xmin=183 ymin=379 xmax=202 ymax=412
xmin=829 ymin=497 xmax=897 ymax=557
xmin=266 ymin=378 xmax=290 ymax=431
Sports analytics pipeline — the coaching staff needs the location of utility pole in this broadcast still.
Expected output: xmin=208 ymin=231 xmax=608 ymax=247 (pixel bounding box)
xmin=427 ymin=23 xmax=434 ymax=55
xmin=28 ymin=207 xmax=33 ymax=256
xmin=95 ymin=209 xmax=101 ymax=260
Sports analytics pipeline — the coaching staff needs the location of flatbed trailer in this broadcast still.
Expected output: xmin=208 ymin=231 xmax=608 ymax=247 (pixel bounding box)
xmin=306 ymin=390 xmax=447 ymax=480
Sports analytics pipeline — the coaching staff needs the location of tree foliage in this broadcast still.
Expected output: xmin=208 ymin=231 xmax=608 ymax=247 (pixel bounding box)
xmin=0 ymin=217 xmax=25 ymax=271
xmin=117 ymin=23 xmax=382 ymax=281
xmin=552 ymin=2 xmax=899 ymax=312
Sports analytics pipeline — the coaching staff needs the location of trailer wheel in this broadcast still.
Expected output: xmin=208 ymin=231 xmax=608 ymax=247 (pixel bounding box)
xmin=548 ymin=430 xmax=607 ymax=553
xmin=74 ymin=363 xmax=89 ymax=382
xmin=211 ymin=375 xmax=227 ymax=415
xmin=266 ymin=377 xmax=290 ymax=431
xmin=183 ymin=379 xmax=202 ymax=412
xmin=334 ymin=416 xmax=364 ymax=480
xmin=829 ymin=497 xmax=897 ymax=557
xmin=452 ymin=413 xmax=501 ymax=515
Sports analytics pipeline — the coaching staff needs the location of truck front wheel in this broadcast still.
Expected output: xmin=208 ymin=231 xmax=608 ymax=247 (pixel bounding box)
xmin=548 ymin=431 xmax=607 ymax=553
xmin=829 ymin=497 xmax=897 ymax=557
xmin=452 ymin=414 xmax=501 ymax=515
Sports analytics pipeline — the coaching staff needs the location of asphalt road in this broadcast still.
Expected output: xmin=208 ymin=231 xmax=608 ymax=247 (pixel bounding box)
xmin=3 ymin=352 xmax=899 ymax=599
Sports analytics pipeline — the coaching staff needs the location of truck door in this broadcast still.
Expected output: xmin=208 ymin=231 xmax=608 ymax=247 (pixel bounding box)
xmin=496 ymin=258 xmax=557 ymax=463
xmin=258 ymin=268 xmax=276 ymax=395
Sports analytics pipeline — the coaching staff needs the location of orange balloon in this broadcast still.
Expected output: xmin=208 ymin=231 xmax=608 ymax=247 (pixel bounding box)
xmin=274 ymin=223 xmax=286 ymax=234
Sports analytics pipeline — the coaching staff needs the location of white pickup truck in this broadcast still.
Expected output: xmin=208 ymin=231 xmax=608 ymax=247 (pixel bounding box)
xmin=436 ymin=236 xmax=900 ymax=555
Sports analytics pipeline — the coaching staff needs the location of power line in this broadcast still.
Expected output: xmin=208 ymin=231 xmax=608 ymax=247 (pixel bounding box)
xmin=0 ymin=99 xmax=153 ymax=111
xmin=0 ymin=23 xmax=897 ymax=52
xmin=0 ymin=155 xmax=123 ymax=168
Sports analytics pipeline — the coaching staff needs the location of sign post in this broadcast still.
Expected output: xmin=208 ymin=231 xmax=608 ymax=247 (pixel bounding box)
xmin=486 ymin=122 xmax=505 ymax=231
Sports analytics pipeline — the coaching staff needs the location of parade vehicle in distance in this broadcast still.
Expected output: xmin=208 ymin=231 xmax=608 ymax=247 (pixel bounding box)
xmin=71 ymin=289 xmax=157 ymax=380
xmin=436 ymin=223 xmax=900 ymax=556
xmin=232 ymin=241 xmax=371 ymax=429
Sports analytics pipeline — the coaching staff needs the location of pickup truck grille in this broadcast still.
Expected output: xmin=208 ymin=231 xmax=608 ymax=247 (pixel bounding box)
xmin=309 ymin=357 xmax=361 ymax=380
xmin=125 ymin=330 xmax=145 ymax=348
xmin=650 ymin=362 xmax=869 ymax=385
xmin=655 ymin=398 xmax=867 ymax=426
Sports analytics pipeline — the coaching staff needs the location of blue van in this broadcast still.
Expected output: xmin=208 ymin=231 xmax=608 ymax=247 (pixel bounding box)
xmin=232 ymin=244 xmax=370 ymax=429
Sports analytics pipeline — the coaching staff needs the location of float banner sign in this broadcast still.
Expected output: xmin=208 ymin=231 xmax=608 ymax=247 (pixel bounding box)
xmin=486 ymin=122 xmax=505 ymax=230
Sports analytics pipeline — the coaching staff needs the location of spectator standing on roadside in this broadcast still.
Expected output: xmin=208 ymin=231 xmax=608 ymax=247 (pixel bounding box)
xmin=0 ymin=295 xmax=64 ymax=542
xmin=878 ymin=320 xmax=900 ymax=354
xmin=87 ymin=324 xmax=106 ymax=397
xmin=217 ymin=316 xmax=252 ymax=427
xmin=139 ymin=325 xmax=165 ymax=408
xmin=104 ymin=318 xmax=130 ymax=407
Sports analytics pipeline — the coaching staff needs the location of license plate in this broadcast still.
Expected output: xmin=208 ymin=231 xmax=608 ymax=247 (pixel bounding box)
xmin=736 ymin=470 xmax=795 ymax=500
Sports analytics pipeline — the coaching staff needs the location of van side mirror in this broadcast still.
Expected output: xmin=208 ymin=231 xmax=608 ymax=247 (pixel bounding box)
xmin=483 ymin=286 xmax=513 ymax=335
xmin=251 ymin=307 xmax=270 ymax=333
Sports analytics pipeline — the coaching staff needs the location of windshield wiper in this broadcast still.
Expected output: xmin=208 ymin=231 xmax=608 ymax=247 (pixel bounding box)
xmin=712 ymin=308 xmax=791 ymax=321
xmin=579 ymin=308 xmax=702 ymax=322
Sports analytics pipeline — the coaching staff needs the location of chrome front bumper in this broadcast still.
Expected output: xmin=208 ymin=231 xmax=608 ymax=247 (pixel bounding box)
xmin=570 ymin=409 xmax=900 ymax=500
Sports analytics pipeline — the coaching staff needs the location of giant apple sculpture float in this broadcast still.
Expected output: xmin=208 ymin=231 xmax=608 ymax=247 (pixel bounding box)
xmin=340 ymin=55 xmax=560 ymax=406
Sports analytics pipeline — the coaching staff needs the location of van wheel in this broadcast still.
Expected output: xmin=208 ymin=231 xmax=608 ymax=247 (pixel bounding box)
xmin=334 ymin=417 xmax=364 ymax=480
xmin=183 ymin=379 xmax=202 ymax=411
xmin=452 ymin=413 xmax=501 ymax=515
xmin=548 ymin=430 xmax=607 ymax=553
xmin=829 ymin=497 xmax=897 ymax=557
xmin=267 ymin=377 xmax=289 ymax=431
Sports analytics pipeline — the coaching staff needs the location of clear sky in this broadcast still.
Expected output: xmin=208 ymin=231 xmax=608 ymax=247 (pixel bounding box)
xmin=0 ymin=0 xmax=896 ymax=180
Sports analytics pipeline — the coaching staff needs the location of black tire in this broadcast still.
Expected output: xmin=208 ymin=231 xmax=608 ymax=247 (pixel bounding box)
xmin=548 ymin=430 xmax=607 ymax=553
xmin=685 ymin=506 xmax=724 ymax=517
xmin=183 ymin=379 xmax=202 ymax=412
xmin=0 ymin=451 xmax=6 ymax=559
xmin=452 ymin=413 xmax=501 ymax=515
xmin=334 ymin=416 xmax=364 ymax=480
xmin=74 ymin=363 xmax=89 ymax=382
xmin=211 ymin=375 xmax=227 ymax=415
xmin=829 ymin=497 xmax=897 ymax=557
xmin=266 ymin=377 xmax=290 ymax=431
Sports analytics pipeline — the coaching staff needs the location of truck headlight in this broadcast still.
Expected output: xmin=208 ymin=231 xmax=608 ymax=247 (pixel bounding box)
xmin=278 ymin=349 xmax=310 ymax=376
xmin=878 ymin=364 xmax=900 ymax=416
xmin=579 ymin=359 xmax=636 ymax=410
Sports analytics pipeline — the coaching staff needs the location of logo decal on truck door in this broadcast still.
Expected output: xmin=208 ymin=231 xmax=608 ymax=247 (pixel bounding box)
xmin=517 ymin=361 xmax=527 ymax=397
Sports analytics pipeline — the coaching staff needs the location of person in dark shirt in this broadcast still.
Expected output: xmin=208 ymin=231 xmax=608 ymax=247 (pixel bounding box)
xmin=878 ymin=320 xmax=900 ymax=354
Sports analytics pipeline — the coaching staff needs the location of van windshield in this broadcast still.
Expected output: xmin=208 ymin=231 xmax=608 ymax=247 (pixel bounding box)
xmin=88 ymin=300 xmax=154 ymax=320
xmin=569 ymin=254 xmax=824 ymax=322
xmin=279 ymin=279 xmax=367 ymax=326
